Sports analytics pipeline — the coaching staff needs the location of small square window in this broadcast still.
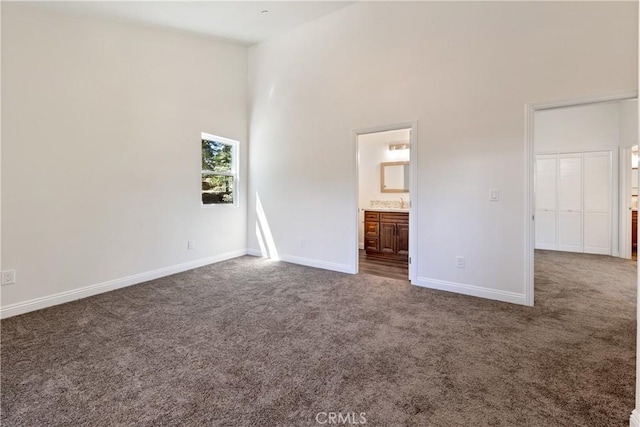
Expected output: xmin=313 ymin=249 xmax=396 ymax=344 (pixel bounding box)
xmin=201 ymin=133 xmax=238 ymax=206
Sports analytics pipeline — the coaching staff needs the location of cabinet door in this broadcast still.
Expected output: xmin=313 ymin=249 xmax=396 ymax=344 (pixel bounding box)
xmin=396 ymin=223 xmax=409 ymax=257
xmin=535 ymin=155 xmax=558 ymax=250
xmin=379 ymin=223 xmax=396 ymax=254
xmin=583 ymin=152 xmax=611 ymax=255
xmin=558 ymin=155 xmax=583 ymax=252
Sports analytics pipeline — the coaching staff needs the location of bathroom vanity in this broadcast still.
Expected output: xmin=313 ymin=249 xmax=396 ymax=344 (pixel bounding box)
xmin=364 ymin=210 xmax=409 ymax=261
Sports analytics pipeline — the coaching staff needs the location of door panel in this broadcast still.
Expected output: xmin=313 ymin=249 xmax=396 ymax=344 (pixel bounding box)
xmin=583 ymin=153 xmax=611 ymax=212
xmin=535 ymin=155 xmax=558 ymax=250
xmin=535 ymin=211 xmax=557 ymax=250
xmin=558 ymin=155 xmax=583 ymax=252
xmin=584 ymin=212 xmax=611 ymax=254
xmin=396 ymin=223 xmax=409 ymax=257
xmin=379 ymin=223 xmax=396 ymax=254
xmin=559 ymin=156 xmax=582 ymax=212
xmin=558 ymin=211 xmax=582 ymax=252
xmin=583 ymin=152 xmax=611 ymax=255
xmin=535 ymin=156 xmax=557 ymax=211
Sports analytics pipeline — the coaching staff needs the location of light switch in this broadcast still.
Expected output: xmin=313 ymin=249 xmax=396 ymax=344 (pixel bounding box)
xmin=490 ymin=189 xmax=499 ymax=201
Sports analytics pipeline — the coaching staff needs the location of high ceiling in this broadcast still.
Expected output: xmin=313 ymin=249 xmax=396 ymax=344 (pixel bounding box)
xmin=40 ymin=1 xmax=356 ymax=47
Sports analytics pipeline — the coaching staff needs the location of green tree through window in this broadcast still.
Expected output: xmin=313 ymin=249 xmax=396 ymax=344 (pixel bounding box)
xmin=202 ymin=136 xmax=236 ymax=205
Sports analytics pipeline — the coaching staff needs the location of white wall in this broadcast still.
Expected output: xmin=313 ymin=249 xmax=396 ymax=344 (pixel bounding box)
xmin=622 ymin=99 xmax=640 ymax=149
xmin=358 ymin=129 xmax=410 ymax=247
xmin=247 ymin=1 xmax=638 ymax=303
xmin=1 ymin=4 xmax=248 ymax=313
xmin=535 ymin=101 xmax=637 ymax=154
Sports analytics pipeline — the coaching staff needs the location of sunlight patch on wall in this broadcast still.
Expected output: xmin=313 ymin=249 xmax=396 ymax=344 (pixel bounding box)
xmin=255 ymin=192 xmax=279 ymax=260
xmin=255 ymin=223 xmax=268 ymax=258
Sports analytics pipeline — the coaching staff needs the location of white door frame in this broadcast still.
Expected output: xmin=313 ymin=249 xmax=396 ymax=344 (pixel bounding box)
xmin=620 ymin=146 xmax=637 ymax=260
xmin=524 ymin=90 xmax=637 ymax=306
xmin=353 ymin=121 xmax=418 ymax=282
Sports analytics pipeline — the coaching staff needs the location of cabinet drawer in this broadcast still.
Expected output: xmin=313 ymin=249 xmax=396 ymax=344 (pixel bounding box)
xmin=380 ymin=212 xmax=409 ymax=223
xmin=364 ymin=211 xmax=380 ymax=222
xmin=364 ymin=221 xmax=379 ymax=237
xmin=365 ymin=238 xmax=379 ymax=252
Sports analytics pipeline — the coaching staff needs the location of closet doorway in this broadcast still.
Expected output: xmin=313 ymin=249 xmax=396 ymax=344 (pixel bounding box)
xmin=527 ymin=93 xmax=638 ymax=305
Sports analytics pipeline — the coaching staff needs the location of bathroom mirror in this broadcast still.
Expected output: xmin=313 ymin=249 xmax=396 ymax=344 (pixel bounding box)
xmin=381 ymin=161 xmax=409 ymax=193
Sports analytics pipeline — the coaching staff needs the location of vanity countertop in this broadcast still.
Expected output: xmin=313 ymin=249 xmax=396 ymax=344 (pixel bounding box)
xmin=365 ymin=208 xmax=409 ymax=213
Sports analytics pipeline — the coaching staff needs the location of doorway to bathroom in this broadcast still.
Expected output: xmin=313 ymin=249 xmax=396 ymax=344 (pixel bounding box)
xmin=355 ymin=124 xmax=416 ymax=281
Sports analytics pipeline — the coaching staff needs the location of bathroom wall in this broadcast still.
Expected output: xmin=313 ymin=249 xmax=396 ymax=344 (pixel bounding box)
xmin=358 ymin=129 xmax=410 ymax=248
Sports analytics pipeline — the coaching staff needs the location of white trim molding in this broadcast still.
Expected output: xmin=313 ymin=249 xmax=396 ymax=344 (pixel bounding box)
xmin=0 ymin=249 xmax=247 ymax=319
xmin=247 ymin=248 xmax=353 ymax=274
xmin=630 ymin=409 xmax=640 ymax=427
xmin=414 ymin=276 xmax=527 ymax=306
xmin=524 ymin=90 xmax=638 ymax=307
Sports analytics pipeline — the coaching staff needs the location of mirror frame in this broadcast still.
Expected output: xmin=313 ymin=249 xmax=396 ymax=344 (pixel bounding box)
xmin=380 ymin=161 xmax=409 ymax=193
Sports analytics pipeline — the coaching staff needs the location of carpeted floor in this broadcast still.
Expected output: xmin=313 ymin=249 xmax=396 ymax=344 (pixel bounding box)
xmin=1 ymin=250 xmax=636 ymax=426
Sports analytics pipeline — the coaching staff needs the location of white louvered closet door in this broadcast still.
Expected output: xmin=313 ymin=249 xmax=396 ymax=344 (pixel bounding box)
xmin=558 ymin=155 xmax=583 ymax=253
xmin=583 ymin=152 xmax=612 ymax=254
xmin=535 ymin=155 xmax=558 ymax=250
xmin=534 ymin=151 xmax=612 ymax=255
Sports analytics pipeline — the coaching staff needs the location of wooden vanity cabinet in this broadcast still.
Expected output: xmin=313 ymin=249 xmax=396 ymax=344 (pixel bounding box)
xmin=396 ymin=223 xmax=409 ymax=257
xmin=364 ymin=211 xmax=380 ymax=253
xmin=364 ymin=210 xmax=409 ymax=261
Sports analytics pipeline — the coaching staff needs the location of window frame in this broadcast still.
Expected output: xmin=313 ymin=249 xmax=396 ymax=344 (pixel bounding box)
xmin=201 ymin=132 xmax=239 ymax=208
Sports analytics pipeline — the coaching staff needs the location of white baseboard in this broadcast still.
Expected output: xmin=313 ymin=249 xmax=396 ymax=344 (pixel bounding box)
xmin=631 ymin=409 xmax=640 ymax=427
xmin=246 ymin=248 xmax=354 ymax=274
xmin=535 ymin=244 xmax=558 ymax=251
xmin=0 ymin=249 xmax=247 ymax=319
xmin=246 ymin=248 xmax=264 ymax=257
xmin=358 ymin=243 xmax=364 ymax=250
xmin=281 ymin=254 xmax=354 ymax=274
xmin=413 ymin=276 xmax=527 ymax=305
xmin=248 ymin=249 xmax=525 ymax=304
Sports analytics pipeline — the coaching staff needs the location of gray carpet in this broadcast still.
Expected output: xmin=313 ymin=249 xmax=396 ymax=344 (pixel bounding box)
xmin=1 ymin=250 xmax=636 ymax=426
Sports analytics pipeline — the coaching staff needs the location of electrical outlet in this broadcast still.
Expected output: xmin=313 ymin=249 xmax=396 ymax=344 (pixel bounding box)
xmin=1 ymin=270 xmax=16 ymax=286
xmin=489 ymin=189 xmax=499 ymax=201
xmin=300 ymin=239 xmax=306 ymax=248
xmin=187 ymin=240 xmax=195 ymax=250
xmin=456 ymin=256 xmax=465 ymax=269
